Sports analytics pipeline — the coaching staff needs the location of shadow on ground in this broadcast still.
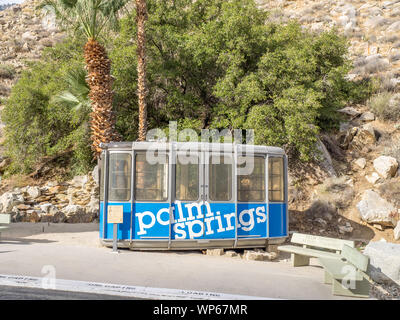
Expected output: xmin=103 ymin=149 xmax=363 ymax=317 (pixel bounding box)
xmin=1 ymin=222 xmax=99 ymax=238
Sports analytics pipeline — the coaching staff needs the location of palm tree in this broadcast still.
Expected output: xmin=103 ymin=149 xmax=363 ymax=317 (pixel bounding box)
xmin=135 ymin=0 xmax=148 ymax=141
xmin=39 ymin=0 xmax=128 ymax=158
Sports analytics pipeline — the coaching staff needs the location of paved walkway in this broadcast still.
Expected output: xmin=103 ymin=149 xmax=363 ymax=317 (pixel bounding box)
xmin=0 ymin=223 xmax=355 ymax=299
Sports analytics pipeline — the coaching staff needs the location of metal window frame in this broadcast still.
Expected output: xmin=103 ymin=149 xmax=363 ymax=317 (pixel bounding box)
xmin=107 ymin=151 xmax=133 ymax=202
xmin=236 ymin=154 xmax=267 ymax=203
xmin=206 ymin=152 xmax=234 ymax=203
xmin=133 ymin=151 xmax=169 ymax=202
xmin=268 ymin=156 xmax=285 ymax=203
xmin=174 ymin=150 xmax=201 ymax=202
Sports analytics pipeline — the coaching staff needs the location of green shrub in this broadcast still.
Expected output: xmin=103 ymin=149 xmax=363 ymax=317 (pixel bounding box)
xmin=2 ymin=37 xmax=94 ymax=175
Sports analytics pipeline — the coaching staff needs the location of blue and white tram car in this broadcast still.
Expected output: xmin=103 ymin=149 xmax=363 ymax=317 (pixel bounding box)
xmin=99 ymin=142 xmax=288 ymax=250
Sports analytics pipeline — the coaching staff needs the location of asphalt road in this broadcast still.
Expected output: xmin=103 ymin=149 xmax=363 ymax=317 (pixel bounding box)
xmin=0 ymin=223 xmax=358 ymax=300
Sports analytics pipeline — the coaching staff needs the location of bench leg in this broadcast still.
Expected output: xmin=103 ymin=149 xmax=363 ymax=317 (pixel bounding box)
xmin=324 ymin=271 xmax=332 ymax=284
xmin=291 ymin=254 xmax=310 ymax=267
xmin=331 ymin=278 xmax=370 ymax=298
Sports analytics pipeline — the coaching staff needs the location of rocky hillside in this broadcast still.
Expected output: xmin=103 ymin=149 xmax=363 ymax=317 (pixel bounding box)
xmin=256 ymin=0 xmax=400 ymax=87
xmin=0 ymin=0 xmax=63 ymax=98
xmin=0 ymin=0 xmax=64 ymax=156
xmin=1 ymin=0 xmax=399 ymax=100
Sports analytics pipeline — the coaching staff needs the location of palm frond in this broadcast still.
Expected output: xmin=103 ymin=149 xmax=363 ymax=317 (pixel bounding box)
xmin=38 ymin=0 xmax=130 ymax=40
xmin=52 ymin=66 xmax=91 ymax=113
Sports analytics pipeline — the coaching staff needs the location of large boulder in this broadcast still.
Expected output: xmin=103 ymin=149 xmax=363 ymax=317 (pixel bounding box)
xmin=92 ymin=165 xmax=99 ymax=186
xmin=337 ymin=106 xmax=361 ymax=116
xmin=70 ymin=175 xmax=89 ymax=189
xmin=365 ymin=172 xmax=381 ymax=185
xmin=63 ymin=204 xmax=95 ymax=223
xmin=86 ymin=196 xmax=100 ymax=217
xmin=350 ymin=126 xmax=376 ymax=150
xmin=338 ymin=127 xmax=358 ymax=149
xmin=354 ymin=158 xmax=366 ymax=169
xmin=359 ymin=112 xmax=375 ymax=122
xmin=364 ymin=241 xmax=400 ymax=282
xmin=0 ymin=192 xmax=24 ymax=213
xmin=315 ymin=138 xmax=337 ymax=177
xmin=356 ymin=190 xmax=397 ymax=227
xmin=39 ymin=202 xmax=59 ymax=215
xmin=373 ymin=156 xmax=399 ymax=179
xmin=26 ymin=186 xmax=41 ymax=199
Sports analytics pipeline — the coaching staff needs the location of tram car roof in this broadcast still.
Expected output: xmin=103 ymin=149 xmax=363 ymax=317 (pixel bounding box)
xmin=100 ymin=141 xmax=285 ymax=155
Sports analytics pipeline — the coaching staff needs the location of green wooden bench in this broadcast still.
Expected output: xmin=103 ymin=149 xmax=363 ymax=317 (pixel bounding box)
xmin=0 ymin=214 xmax=11 ymax=239
xmin=319 ymin=244 xmax=371 ymax=298
xmin=278 ymin=233 xmax=355 ymax=267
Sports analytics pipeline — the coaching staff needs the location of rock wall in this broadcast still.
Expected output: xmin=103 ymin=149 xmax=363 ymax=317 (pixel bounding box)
xmin=0 ymin=167 xmax=100 ymax=223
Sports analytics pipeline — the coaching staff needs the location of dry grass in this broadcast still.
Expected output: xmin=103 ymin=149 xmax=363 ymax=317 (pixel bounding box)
xmin=0 ymin=84 xmax=10 ymax=96
xmin=389 ymin=53 xmax=400 ymax=62
xmin=381 ymin=35 xmax=400 ymax=43
xmin=378 ymin=177 xmax=400 ymax=207
xmin=0 ymin=64 xmax=15 ymax=79
xmin=315 ymin=176 xmax=354 ymax=209
xmin=363 ymin=58 xmax=390 ymax=74
xmin=0 ymin=174 xmax=38 ymax=193
xmin=379 ymin=74 xmax=398 ymax=92
xmin=384 ymin=139 xmax=400 ymax=164
xmin=368 ymin=92 xmax=400 ymax=121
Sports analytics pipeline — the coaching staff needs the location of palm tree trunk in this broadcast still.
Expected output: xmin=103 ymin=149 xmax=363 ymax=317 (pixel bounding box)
xmin=136 ymin=0 xmax=148 ymax=142
xmin=84 ymin=38 xmax=120 ymax=158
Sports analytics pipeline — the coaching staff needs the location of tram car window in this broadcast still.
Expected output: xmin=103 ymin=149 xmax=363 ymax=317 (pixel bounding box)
xmin=209 ymin=155 xmax=232 ymax=201
xmin=135 ymin=152 xmax=168 ymax=201
xmin=176 ymin=155 xmax=199 ymax=201
xmin=108 ymin=153 xmax=131 ymax=201
xmin=269 ymin=157 xmax=284 ymax=202
xmin=237 ymin=156 xmax=265 ymax=202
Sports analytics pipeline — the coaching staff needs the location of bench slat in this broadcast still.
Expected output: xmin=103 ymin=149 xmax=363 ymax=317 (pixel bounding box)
xmin=341 ymin=245 xmax=369 ymax=272
xmin=0 ymin=214 xmax=11 ymax=224
xmin=278 ymin=245 xmax=342 ymax=260
xmin=291 ymin=233 xmax=355 ymax=251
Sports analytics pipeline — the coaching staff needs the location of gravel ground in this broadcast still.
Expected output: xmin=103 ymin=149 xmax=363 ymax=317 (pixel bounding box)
xmin=371 ymin=283 xmax=400 ymax=300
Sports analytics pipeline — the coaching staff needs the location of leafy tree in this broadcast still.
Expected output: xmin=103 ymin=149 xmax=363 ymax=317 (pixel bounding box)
xmin=111 ymin=0 xmax=357 ymax=160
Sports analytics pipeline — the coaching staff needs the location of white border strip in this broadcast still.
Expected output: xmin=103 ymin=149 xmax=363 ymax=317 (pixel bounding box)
xmin=0 ymin=274 xmax=274 ymax=300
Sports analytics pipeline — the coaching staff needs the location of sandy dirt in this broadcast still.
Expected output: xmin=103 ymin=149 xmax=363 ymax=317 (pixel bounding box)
xmin=1 ymin=222 xmax=102 ymax=248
